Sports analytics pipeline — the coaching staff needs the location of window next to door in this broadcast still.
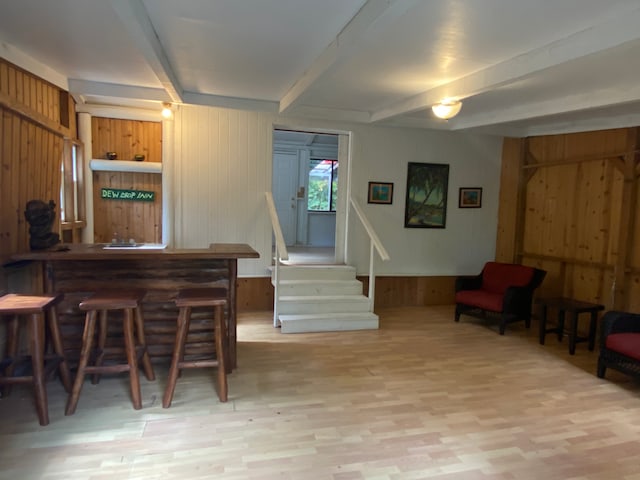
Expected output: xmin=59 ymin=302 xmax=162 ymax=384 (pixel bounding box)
xmin=308 ymin=159 xmax=338 ymax=212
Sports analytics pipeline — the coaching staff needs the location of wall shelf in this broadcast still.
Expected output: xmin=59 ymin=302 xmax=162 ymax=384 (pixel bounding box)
xmin=90 ymin=159 xmax=162 ymax=174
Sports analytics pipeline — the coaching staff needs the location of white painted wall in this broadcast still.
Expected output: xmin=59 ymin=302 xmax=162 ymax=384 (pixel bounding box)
xmin=171 ymin=104 xmax=503 ymax=277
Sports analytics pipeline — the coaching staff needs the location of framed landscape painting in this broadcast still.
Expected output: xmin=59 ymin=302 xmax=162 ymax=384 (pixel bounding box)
xmin=459 ymin=187 xmax=482 ymax=208
xmin=367 ymin=181 xmax=393 ymax=204
xmin=404 ymin=162 xmax=449 ymax=228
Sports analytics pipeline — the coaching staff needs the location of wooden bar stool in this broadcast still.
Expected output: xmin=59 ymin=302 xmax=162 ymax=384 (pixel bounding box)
xmin=163 ymin=287 xmax=228 ymax=408
xmin=65 ymin=289 xmax=155 ymax=415
xmin=0 ymin=293 xmax=72 ymax=426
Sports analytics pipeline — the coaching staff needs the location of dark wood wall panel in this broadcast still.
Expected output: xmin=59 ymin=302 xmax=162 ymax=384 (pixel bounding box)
xmin=49 ymin=258 xmax=229 ymax=361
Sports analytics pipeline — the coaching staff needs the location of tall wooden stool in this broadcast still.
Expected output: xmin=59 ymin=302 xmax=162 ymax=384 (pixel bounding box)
xmin=163 ymin=287 xmax=228 ymax=408
xmin=0 ymin=293 xmax=72 ymax=426
xmin=65 ymin=289 xmax=155 ymax=415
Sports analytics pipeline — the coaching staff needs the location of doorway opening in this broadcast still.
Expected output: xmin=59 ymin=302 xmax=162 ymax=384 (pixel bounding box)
xmin=272 ymin=128 xmax=350 ymax=265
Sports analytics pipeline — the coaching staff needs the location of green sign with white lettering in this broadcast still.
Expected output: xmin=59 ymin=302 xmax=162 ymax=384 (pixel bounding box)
xmin=101 ymin=188 xmax=155 ymax=202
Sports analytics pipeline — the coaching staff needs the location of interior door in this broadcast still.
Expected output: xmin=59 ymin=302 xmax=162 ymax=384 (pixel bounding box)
xmin=272 ymin=152 xmax=299 ymax=245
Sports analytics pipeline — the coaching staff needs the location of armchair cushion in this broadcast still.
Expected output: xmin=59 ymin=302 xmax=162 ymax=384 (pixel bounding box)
xmin=605 ymin=334 xmax=640 ymax=361
xmin=598 ymin=311 xmax=640 ymax=379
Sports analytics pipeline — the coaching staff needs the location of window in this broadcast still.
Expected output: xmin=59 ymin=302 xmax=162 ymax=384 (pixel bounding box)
xmin=307 ymin=159 xmax=338 ymax=212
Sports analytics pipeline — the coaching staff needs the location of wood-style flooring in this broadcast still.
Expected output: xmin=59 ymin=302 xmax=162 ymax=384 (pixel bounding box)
xmin=1 ymin=306 xmax=639 ymax=479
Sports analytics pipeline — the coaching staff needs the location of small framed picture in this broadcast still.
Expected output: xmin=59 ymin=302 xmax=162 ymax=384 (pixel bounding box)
xmin=459 ymin=187 xmax=482 ymax=208
xmin=368 ymin=182 xmax=394 ymax=204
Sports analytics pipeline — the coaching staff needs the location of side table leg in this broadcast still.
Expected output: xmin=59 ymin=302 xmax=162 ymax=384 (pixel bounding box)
xmin=557 ymin=311 xmax=565 ymax=342
xmin=588 ymin=311 xmax=598 ymax=351
xmin=539 ymin=305 xmax=548 ymax=345
xmin=569 ymin=312 xmax=578 ymax=355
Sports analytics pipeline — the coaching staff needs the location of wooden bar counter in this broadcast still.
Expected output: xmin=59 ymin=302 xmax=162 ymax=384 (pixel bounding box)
xmin=10 ymin=243 xmax=259 ymax=370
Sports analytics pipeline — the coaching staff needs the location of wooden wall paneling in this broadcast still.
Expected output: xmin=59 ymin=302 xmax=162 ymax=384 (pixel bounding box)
xmin=357 ymin=276 xmax=456 ymax=307
xmin=90 ymin=117 xmax=163 ymax=243
xmin=91 ymin=117 xmax=162 ymax=163
xmin=502 ymin=127 xmax=640 ymax=311
xmin=236 ymin=278 xmax=273 ymax=312
xmin=495 ymin=138 xmax=523 ymax=262
xmin=611 ymin=128 xmax=639 ymax=310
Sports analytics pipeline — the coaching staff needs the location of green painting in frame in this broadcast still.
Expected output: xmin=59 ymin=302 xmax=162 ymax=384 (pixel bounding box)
xmin=404 ymin=162 xmax=449 ymax=228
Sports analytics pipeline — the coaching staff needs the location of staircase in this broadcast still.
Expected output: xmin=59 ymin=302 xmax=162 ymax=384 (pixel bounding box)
xmin=270 ymin=264 xmax=379 ymax=334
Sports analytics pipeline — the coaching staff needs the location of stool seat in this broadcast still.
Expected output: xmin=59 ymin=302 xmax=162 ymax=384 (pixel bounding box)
xmin=0 ymin=293 xmax=72 ymax=426
xmin=79 ymin=289 xmax=146 ymax=310
xmin=65 ymin=289 xmax=155 ymax=415
xmin=175 ymin=288 xmax=228 ymax=308
xmin=0 ymin=293 xmax=60 ymax=313
xmin=163 ymin=287 xmax=228 ymax=408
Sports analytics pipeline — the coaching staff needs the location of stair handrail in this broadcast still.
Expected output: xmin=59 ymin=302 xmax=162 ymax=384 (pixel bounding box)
xmin=265 ymin=192 xmax=288 ymax=326
xmin=349 ymin=197 xmax=390 ymax=311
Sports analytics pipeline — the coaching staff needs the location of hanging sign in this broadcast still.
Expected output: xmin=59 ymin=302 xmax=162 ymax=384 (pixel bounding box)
xmin=101 ymin=188 xmax=155 ymax=202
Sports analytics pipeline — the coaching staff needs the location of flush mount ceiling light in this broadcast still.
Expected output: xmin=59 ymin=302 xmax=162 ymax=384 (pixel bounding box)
xmin=161 ymin=102 xmax=173 ymax=119
xmin=431 ymin=100 xmax=462 ymax=120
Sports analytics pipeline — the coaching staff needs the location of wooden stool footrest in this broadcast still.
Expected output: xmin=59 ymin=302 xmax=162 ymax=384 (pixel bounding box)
xmin=83 ymin=364 xmax=131 ymax=374
xmin=177 ymin=359 xmax=220 ymax=369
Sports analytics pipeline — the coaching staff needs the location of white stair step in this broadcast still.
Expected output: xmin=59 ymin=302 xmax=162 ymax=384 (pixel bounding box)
xmin=273 ymin=279 xmax=363 ymax=295
xmin=270 ymin=265 xmax=357 ymax=281
xmin=279 ymin=312 xmax=379 ymax=333
xmin=277 ymin=294 xmax=371 ymax=314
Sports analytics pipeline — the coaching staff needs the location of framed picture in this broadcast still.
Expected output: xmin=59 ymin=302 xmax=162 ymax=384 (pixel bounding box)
xmin=459 ymin=187 xmax=482 ymax=208
xmin=367 ymin=181 xmax=394 ymax=204
xmin=404 ymin=162 xmax=449 ymax=228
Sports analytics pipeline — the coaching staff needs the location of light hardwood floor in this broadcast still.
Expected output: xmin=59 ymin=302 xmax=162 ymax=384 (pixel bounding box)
xmin=1 ymin=306 xmax=639 ymax=479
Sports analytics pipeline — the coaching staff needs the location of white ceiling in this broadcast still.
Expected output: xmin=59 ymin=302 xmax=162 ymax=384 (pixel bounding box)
xmin=2 ymin=0 xmax=640 ymax=137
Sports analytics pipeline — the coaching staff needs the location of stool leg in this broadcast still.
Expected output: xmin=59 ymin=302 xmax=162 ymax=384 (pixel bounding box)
xmin=163 ymin=306 xmax=191 ymax=408
xmin=2 ymin=315 xmax=20 ymax=397
xmin=66 ymin=311 xmax=97 ymax=415
xmin=92 ymin=310 xmax=108 ymax=385
xmin=133 ymin=306 xmax=155 ymax=381
xmin=47 ymin=306 xmax=72 ymax=393
xmin=28 ymin=312 xmax=49 ymax=426
xmin=214 ymin=304 xmax=228 ymax=402
xmin=122 ymin=308 xmax=142 ymax=410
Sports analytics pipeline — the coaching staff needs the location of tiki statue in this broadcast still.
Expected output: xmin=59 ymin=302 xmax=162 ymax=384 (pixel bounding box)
xmin=24 ymin=199 xmax=60 ymax=250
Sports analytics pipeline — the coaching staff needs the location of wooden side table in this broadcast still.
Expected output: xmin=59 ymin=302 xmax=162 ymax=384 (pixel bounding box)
xmin=536 ymin=297 xmax=605 ymax=355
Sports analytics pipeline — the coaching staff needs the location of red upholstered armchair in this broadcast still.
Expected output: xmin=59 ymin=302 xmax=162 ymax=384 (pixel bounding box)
xmin=597 ymin=311 xmax=640 ymax=380
xmin=455 ymin=262 xmax=546 ymax=335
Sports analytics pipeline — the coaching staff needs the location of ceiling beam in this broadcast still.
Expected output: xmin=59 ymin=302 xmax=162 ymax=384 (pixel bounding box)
xmin=370 ymin=6 xmax=640 ymax=122
xmin=450 ymin=84 xmax=640 ymax=131
xmin=109 ymin=0 xmax=184 ymax=103
xmin=68 ymin=79 xmax=171 ymax=103
xmin=279 ymin=0 xmax=421 ymax=114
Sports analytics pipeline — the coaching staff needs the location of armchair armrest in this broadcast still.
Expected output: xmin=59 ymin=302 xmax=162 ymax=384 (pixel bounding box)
xmin=455 ymin=273 xmax=482 ymax=292
xmin=600 ymin=311 xmax=640 ymax=339
xmin=502 ymin=285 xmax=534 ymax=316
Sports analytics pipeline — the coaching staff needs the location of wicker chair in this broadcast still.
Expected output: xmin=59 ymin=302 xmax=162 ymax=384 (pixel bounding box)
xmin=597 ymin=311 xmax=640 ymax=380
xmin=455 ymin=262 xmax=546 ymax=335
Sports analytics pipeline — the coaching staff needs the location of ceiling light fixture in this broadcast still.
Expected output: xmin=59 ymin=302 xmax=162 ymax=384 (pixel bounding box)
xmin=161 ymin=102 xmax=173 ymax=119
xmin=431 ymin=99 xmax=462 ymax=120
